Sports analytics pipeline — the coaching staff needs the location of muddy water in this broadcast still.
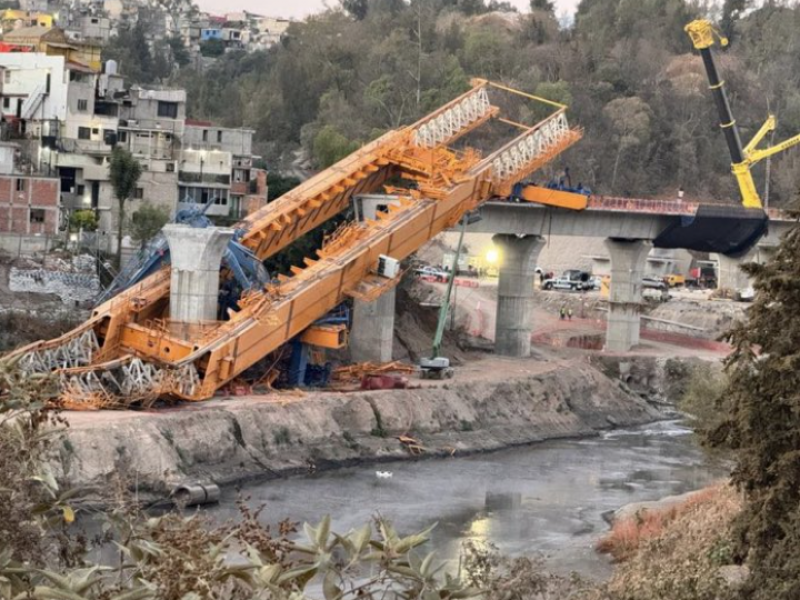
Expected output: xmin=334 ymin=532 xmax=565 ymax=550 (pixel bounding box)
xmin=208 ymin=421 xmax=727 ymax=579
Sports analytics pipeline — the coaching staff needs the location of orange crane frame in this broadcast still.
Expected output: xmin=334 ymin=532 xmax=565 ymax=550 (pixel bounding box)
xmin=9 ymin=80 xmax=582 ymax=408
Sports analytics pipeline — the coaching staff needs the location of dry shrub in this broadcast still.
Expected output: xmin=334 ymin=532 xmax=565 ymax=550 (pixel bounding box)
xmin=597 ymin=486 xmax=720 ymax=562
xmin=601 ymin=483 xmax=742 ymax=600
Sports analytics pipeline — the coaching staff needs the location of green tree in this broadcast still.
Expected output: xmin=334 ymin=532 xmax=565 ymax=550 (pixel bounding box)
xmin=200 ymin=38 xmax=225 ymax=57
xmin=708 ymin=213 xmax=800 ymax=600
xmin=109 ymin=147 xmax=143 ymax=268
xmin=68 ymin=210 xmax=98 ymax=233
xmin=530 ymin=0 xmax=554 ymax=12
xmin=168 ymin=34 xmax=191 ymax=68
xmin=130 ymin=204 xmax=170 ymax=249
xmin=341 ymin=0 xmax=368 ymax=20
xmin=603 ymin=96 xmax=653 ymax=193
xmin=267 ymin=173 xmax=301 ymax=202
xmin=721 ymin=0 xmax=749 ymax=37
xmin=312 ymin=126 xmax=360 ymax=168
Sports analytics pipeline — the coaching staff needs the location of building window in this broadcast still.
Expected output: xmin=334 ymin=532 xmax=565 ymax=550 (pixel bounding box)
xmin=217 ymin=130 xmax=222 ymax=143
xmin=16 ymin=179 xmax=25 ymax=192
xmin=157 ymin=101 xmax=179 ymax=119
xmin=30 ymin=209 xmax=45 ymax=223
xmin=77 ymin=99 xmax=88 ymax=112
xmin=118 ymin=131 xmax=128 ymax=143
xmin=134 ymin=188 xmax=144 ymax=199
xmin=166 ymin=162 xmax=175 ymax=172
xmin=78 ymin=127 xmax=91 ymax=140
xmin=202 ymin=130 xmax=208 ymax=142
xmin=77 ymin=184 xmax=85 ymax=196
xmin=92 ymin=128 xmax=100 ymax=135
xmin=2 ymin=97 xmax=9 ymax=109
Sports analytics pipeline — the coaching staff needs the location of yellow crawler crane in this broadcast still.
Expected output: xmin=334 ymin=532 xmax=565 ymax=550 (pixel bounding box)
xmin=7 ymin=80 xmax=582 ymax=408
xmin=686 ymin=19 xmax=800 ymax=209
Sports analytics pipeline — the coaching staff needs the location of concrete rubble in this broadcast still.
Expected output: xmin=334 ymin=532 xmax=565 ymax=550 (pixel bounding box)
xmin=9 ymin=254 xmax=100 ymax=304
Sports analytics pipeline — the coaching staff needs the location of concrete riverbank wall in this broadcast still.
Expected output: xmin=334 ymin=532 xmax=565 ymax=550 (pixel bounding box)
xmin=55 ymin=355 xmax=688 ymax=504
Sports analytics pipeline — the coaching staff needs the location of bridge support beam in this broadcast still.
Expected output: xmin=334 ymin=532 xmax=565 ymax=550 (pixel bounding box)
xmin=350 ymin=288 xmax=396 ymax=364
xmin=494 ymin=234 xmax=545 ymax=358
xmin=605 ymin=238 xmax=651 ymax=352
xmin=163 ymin=224 xmax=234 ymax=323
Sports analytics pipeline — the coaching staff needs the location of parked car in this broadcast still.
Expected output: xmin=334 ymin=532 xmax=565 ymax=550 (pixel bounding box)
xmin=542 ymin=269 xmax=592 ymax=291
xmin=415 ymin=266 xmax=449 ymax=282
xmin=642 ymin=276 xmax=668 ymax=290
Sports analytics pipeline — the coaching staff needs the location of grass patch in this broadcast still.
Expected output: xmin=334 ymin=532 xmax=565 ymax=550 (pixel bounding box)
xmin=597 ymin=483 xmax=742 ymax=600
xmin=597 ymin=487 xmax=720 ymax=562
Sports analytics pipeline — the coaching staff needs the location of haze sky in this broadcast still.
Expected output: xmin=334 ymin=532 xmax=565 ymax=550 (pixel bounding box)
xmin=195 ymin=0 xmax=582 ymax=20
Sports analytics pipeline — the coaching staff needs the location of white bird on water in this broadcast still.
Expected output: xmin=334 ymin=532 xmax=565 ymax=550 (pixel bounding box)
xmin=375 ymin=471 xmax=393 ymax=479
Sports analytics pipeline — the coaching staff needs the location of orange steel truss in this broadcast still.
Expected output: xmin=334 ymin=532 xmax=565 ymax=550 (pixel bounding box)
xmin=6 ymin=80 xmax=582 ymax=408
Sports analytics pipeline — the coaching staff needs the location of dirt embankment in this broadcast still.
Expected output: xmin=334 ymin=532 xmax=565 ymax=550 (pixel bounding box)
xmin=56 ymin=356 xmax=664 ymax=503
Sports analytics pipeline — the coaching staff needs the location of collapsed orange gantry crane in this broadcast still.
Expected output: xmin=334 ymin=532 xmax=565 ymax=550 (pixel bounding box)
xmin=8 ymin=80 xmax=582 ymax=408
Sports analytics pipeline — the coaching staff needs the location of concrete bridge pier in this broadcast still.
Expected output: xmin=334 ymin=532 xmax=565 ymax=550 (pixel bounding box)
xmin=605 ymin=238 xmax=651 ymax=352
xmin=350 ymin=288 xmax=396 ymax=364
xmin=715 ymin=245 xmax=776 ymax=292
xmin=494 ymin=234 xmax=546 ymax=358
xmin=163 ymin=224 xmax=235 ymax=323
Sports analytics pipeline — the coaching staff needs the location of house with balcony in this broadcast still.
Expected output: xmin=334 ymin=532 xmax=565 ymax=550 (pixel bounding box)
xmin=116 ymin=86 xmax=186 ymax=219
xmin=180 ymin=122 xmax=267 ymax=219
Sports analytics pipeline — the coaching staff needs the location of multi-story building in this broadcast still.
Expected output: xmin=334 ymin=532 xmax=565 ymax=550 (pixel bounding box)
xmin=19 ymin=0 xmax=52 ymax=12
xmin=1 ymin=9 xmax=54 ymax=33
xmin=180 ymin=122 xmax=267 ymax=219
xmin=0 ymin=141 xmax=61 ymax=235
xmin=66 ymin=15 xmax=112 ymax=43
xmin=117 ymin=86 xmax=186 ymax=217
xmin=254 ymin=16 xmax=291 ymax=49
xmin=2 ymin=25 xmax=102 ymax=71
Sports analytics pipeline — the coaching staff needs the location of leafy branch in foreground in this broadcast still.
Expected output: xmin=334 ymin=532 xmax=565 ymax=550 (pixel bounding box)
xmin=0 ymin=352 xmax=484 ymax=599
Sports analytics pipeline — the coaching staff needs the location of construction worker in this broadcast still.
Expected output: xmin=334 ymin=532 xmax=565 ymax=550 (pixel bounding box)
xmin=559 ymin=305 xmax=566 ymax=320
xmin=568 ymin=308 xmax=573 ymax=321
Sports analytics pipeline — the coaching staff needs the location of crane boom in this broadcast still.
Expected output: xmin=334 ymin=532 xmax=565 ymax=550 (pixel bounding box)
xmin=686 ymin=19 xmax=800 ymax=210
xmin=6 ymin=81 xmax=582 ymax=408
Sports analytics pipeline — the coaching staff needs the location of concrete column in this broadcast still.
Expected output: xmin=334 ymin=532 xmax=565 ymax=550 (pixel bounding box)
xmin=494 ymin=234 xmax=545 ymax=358
xmin=350 ymin=287 xmax=396 ymax=363
xmin=605 ymin=238 xmax=651 ymax=352
xmin=715 ymin=245 xmax=776 ymax=291
xmin=716 ymin=254 xmax=751 ymax=291
xmin=163 ymin=224 xmax=234 ymax=323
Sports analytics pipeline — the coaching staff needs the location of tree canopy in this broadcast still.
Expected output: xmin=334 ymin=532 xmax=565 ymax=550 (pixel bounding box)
xmin=107 ymin=0 xmax=800 ymax=205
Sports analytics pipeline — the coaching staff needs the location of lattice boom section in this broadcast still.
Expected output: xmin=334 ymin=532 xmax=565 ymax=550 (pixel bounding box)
xmin=19 ymin=329 xmax=100 ymax=375
xmin=412 ymin=87 xmax=492 ymax=148
xmin=491 ymin=112 xmax=572 ymax=184
xmin=59 ymin=359 xmax=201 ymax=410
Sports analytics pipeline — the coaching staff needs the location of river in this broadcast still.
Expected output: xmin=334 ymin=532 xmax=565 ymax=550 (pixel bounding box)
xmin=207 ymin=420 xmax=727 ymax=579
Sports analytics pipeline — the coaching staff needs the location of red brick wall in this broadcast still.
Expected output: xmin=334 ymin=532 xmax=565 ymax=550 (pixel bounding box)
xmin=0 ymin=176 xmax=60 ymax=234
xmin=231 ymin=181 xmax=249 ymax=195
